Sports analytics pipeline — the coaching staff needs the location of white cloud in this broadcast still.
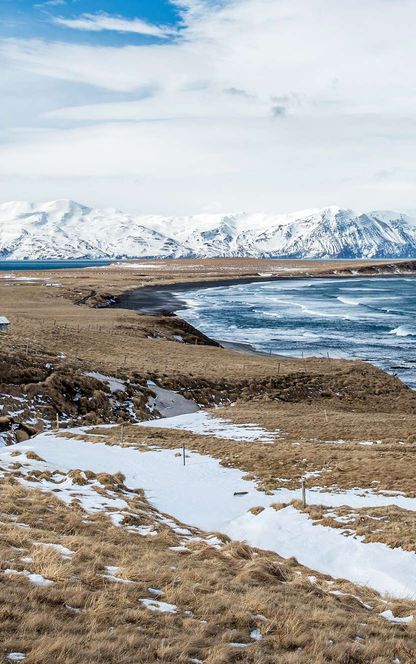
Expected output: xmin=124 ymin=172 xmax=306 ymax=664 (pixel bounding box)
xmin=1 ymin=0 xmax=416 ymax=213
xmin=35 ymin=0 xmax=66 ymax=7
xmin=52 ymin=12 xmax=176 ymax=38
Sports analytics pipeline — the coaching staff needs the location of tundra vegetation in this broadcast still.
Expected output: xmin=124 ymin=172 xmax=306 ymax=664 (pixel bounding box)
xmin=0 ymin=258 xmax=416 ymax=662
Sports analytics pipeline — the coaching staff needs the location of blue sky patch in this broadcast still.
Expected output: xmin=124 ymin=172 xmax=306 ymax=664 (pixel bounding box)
xmin=0 ymin=0 xmax=182 ymax=45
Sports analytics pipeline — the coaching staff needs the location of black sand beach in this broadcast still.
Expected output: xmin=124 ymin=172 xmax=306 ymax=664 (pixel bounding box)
xmin=113 ymin=260 xmax=416 ymax=316
xmin=114 ymin=277 xmax=291 ymax=357
xmin=113 ymin=275 xmax=286 ymax=315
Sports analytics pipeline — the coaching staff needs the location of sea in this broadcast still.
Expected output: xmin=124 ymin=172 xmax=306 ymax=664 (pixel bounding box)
xmin=176 ymin=276 xmax=416 ymax=389
xmin=0 ymin=260 xmax=112 ymax=271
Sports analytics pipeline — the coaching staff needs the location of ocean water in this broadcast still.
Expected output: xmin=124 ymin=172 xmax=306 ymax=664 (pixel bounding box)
xmin=176 ymin=277 xmax=416 ymax=389
xmin=0 ymin=260 xmax=112 ymax=271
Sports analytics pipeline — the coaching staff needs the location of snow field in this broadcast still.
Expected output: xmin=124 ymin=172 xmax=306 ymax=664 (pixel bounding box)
xmin=2 ymin=431 xmax=416 ymax=599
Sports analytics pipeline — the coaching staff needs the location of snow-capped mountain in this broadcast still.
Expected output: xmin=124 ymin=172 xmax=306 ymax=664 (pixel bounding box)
xmin=1 ymin=200 xmax=416 ymax=260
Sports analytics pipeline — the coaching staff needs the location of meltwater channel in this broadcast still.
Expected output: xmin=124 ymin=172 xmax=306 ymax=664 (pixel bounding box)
xmin=176 ymin=277 xmax=416 ymax=389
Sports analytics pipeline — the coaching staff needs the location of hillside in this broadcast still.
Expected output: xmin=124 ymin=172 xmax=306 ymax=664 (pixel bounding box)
xmin=1 ymin=261 xmax=416 ymax=661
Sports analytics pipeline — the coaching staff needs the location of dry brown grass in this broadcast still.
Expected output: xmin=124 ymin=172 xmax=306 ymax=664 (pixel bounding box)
xmin=300 ymin=503 xmax=416 ymax=553
xmin=0 ymin=260 xmax=416 ymax=661
xmin=0 ymin=473 xmax=415 ymax=664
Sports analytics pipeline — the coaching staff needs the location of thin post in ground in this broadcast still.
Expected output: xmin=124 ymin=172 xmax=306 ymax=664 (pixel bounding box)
xmin=301 ymin=480 xmax=306 ymax=507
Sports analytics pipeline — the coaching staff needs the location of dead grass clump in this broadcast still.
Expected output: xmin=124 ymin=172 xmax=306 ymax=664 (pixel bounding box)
xmin=272 ymin=502 xmax=288 ymax=511
xmin=25 ymin=451 xmax=45 ymax=462
xmin=30 ymin=548 xmax=71 ymax=582
xmin=0 ymin=478 xmax=27 ymax=497
xmin=207 ymin=531 xmax=230 ymax=545
xmin=2 ymin=524 xmax=32 ymax=549
xmin=67 ymin=469 xmax=89 ymax=486
xmin=25 ymin=469 xmax=54 ymax=482
xmin=249 ymin=506 xmax=265 ymax=515
xmin=265 ymin=609 xmax=309 ymax=651
xmin=94 ymin=471 xmax=126 ymax=489
xmin=238 ymin=558 xmax=288 ymax=585
xmin=306 ymin=504 xmax=416 ymax=552
xmin=222 ymin=541 xmax=254 ymax=560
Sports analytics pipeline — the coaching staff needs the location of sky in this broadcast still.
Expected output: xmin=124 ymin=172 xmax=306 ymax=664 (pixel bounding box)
xmin=1 ymin=0 xmax=416 ymax=215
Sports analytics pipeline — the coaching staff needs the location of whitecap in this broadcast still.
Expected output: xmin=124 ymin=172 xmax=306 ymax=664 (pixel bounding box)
xmin=337 ymin=296 xmax=362 ymax=306
xmin=389 ymin=326 xmax=415 ymax=337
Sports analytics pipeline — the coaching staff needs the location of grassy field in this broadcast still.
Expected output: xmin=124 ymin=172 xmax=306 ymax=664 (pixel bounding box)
xmin=1 ymin=459 xmax=415 ymax=664
xmin=0 ymin=258 xmax=416 ymax=662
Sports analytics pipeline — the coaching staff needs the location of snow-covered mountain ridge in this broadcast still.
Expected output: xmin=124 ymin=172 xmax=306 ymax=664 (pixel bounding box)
xmin=1 ymin=199 xmax=416 ymax=260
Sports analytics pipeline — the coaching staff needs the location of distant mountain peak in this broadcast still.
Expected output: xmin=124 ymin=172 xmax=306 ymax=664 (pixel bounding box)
xmin=0 ymin=200 xmax=415 ymax=260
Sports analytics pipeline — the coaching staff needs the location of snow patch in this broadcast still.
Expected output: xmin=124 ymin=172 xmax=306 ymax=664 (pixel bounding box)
xmin=4 ymin=568 xmax=54 ymax=587
xmin=137 ymin=411 xmax=278 ymax=443
xmin=146 ymin=381 xmax=198 ymax=417
xmin=139 ymin=598 xmax=177 ymax=614
xmin=380 ymin=610 xmax=414 ymax=624
xmin=227 ymin=506 xmax=416 ymax=599
xmin=84 ymin=372 xmax=126 ymax=394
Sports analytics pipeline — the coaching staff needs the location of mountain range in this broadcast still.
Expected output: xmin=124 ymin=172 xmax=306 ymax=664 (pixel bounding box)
xmin=1 ymin=200 xmax=416 ymax=260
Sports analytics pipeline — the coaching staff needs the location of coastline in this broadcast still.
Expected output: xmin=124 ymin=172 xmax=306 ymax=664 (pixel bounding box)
xmin=113 ymin=259 xmax=416 ymax=316
xmin=113 ymin=270 xmax=416 ymax=373
xmin=113 ymin=275 xmax=291 ymax=314
xmin=114 ymin=276 xmax=295 ymax=357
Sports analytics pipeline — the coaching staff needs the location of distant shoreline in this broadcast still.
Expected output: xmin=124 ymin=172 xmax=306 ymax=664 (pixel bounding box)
xmin=0 ymin=259 xmax=112 ymax=271
xmin=113 ymin=274 xmax=290 ymax=315
xmin=113 ymin=266 xmax=416 ymax=316
xmin=114 ymin=275 xmax=295 ymax=357
xmin=113 ymin=269 xmax=416 ymax=364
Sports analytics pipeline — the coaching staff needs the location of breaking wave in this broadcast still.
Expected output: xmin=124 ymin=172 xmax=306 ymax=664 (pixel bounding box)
xmin=389 ymin=326 xmax=415 ymax=337
xmin=337 ymin=296 xmax=362 ymax=306
xmin=179 ymin=276 xmax=416 ymax=389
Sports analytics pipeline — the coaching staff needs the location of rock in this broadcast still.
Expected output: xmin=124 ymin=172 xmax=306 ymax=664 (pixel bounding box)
xmin=0 ymin=415 xmax=13 ymax=431
xmin=19 ymin=422 xmax=39 ymax=437
xmin=15 ymin=429 xmax=30 ymax=443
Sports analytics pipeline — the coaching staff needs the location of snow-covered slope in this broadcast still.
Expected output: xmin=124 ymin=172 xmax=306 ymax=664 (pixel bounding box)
xmin=1 ymin=200 xmax=416 ymax=259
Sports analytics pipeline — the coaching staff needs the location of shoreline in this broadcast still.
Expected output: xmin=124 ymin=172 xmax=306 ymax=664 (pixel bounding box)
xmin=114 ymin=275 xmax=291 ymax=314
xmin=113 ymin=271 xmax=416 ymax=372
xmin=114 ymin=276 xmax=297 ymax=357
xmin=113 ymin=262 xmax=416 ymax=316
xmin=110 ymin=276 xmax=302 ymax=362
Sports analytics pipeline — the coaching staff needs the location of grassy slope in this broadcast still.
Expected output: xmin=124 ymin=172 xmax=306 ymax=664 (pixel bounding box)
xmin=1 ymin=259 xmax=416 ymax=662
xmin=1 ymin=457 xmax=415 ymax=664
